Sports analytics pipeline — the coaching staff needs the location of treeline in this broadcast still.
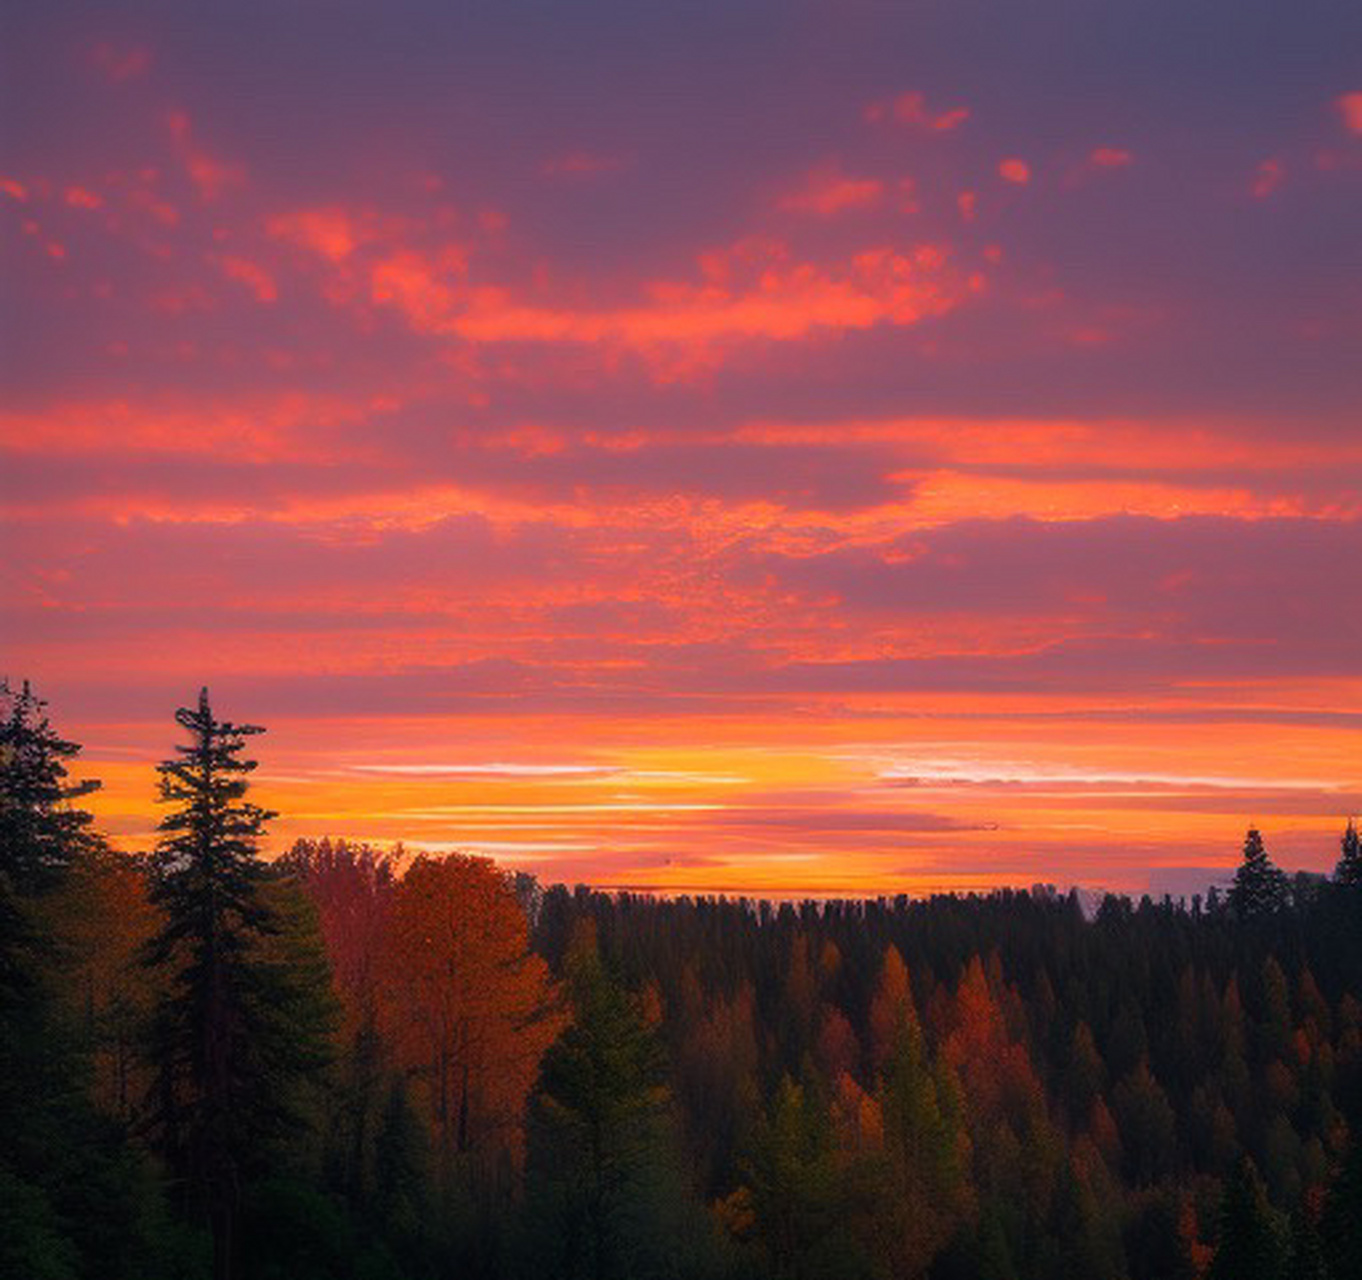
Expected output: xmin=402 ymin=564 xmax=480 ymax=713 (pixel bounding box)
xmin=2 ymin=678 xmax=1361 ymax=1280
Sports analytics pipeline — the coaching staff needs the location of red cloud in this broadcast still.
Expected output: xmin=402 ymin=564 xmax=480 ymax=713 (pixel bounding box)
xmin=92 ymin=42 xmax=152 ymax=82
xmin=998 ymin=158 xmax=1031 ymax=185
xmin=1252 ymin=157 xmax=1284 ymax=198
xmin=1336 ymin=92 xmax=1362 ymax=135
xmin=541 ymin=151 xmax=627 ymax=177
xmin=220 ymin=255 xmax=278 ymax=303
xmin=274 ymin=207 xmax=973 ymax=370
xmin=268 ymin=207 xmax=367 ymax=261
xmin=167 ymin=110 xmax=244 ymax=200
xmin=1089 ymin=147 xmax=1133 ymax=169
xmin=778 ymin=169 xmax=883 ymax=217
xmin=866 ymin=91 xmax=969 ymax=132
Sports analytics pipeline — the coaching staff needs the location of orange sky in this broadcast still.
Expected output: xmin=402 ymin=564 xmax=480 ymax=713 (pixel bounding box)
xmin=4 ymin=3 xmax=1361 ymax=897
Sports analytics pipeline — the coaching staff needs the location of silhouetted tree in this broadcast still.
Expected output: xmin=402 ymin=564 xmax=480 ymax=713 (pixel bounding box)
xmin=0 ymin=679 xmax=100 ymax=894
xmin=1228 ymin=828 xmax=1289 ymax=920
xmin=0 ymin=683 xmax=169 ymax=1280
xmin=1336 ymin=818 xmax=1362 ymax=887
xmin=142 ymin=689 xmax=330 ymax=1280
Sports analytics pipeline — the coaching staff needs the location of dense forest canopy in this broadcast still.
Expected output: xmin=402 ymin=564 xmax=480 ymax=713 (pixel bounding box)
xmin=1 ymin=679 xmax=1359 ymax=1279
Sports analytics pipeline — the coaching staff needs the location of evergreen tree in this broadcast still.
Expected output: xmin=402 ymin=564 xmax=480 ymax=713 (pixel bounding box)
xmin=873 ymin=1013 xmax=971 ymax=1274
xmin=744 ymin=1072 xmax=871 ymax=1280
xmin=1321 ymin=1137 xmax=1362 ymax=1280
xmin=1336 ymin=818 xmax=1362 ymax=887
xmin=142 ymin=688 xmax=329 ymax=1280
xmin=0 ymin=683 xmax=174 ymax=1280
xmin=0 ymin=679 xmax=100 ymax=893
xmin=524 ymin=921 xmax=715 ymax=1280
xmin=1285 ymin=1202 xmax=1329 ymax=1280
xmin=1207 ymin=1157 xmax=1285 ymax=1280
xmin=1228 ymin=828 xmax=1290 ymax=920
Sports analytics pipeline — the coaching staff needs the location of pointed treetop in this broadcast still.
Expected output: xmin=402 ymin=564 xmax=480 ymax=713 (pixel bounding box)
xmin=0 ymin=677 xmax=101 ymax=892
xmin=1337 ymin=817 xmax=1362 ymax=887
xmin=1228 ymin=825 xmax=1289 ymax=920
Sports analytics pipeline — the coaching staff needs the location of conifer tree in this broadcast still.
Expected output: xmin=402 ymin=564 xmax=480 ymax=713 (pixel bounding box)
xmin=1228 ymin=827 xmax=1290 ymax=920
xmin=142 ymin=688 xmax=328 ymax=1280
xmin=0 ymin=682 xmax=167 ymax=1279
xmin=0 ymin=678 xmax=100 ymax=894
xmin=1336 ymin=818 xmax=1362 ymax=887
xmin=1207 ymin=1157 xmax=1285 ymax=1280
xmin=525 ymin=921 xmax=709 ymax=1280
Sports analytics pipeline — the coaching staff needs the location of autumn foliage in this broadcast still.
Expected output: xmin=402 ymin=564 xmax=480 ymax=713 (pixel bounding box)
xmin=4 ymin=679 xmax=1362 ymax=1279
xmin=377 ymin=854 xmax=562 ymax=1175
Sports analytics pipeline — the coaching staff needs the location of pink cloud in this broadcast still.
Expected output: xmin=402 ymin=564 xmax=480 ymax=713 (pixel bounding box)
xmin=219 ymin=255 xmax=278 ymax=303
xmin=167 ymin=110 xmax=244 ymax=200
xmin=1089 ymin=147 xmax=1133 ymax=169
xmin=268 ymin=207 xmax=367 ymax=262
xmin=541 ymin=151 xmax=627 ymax=177
xmin=1252 ymin=157 xmax=1284 ymax=198
xmin=1337 ymin=91 xmax=1362 ymax=134
xmin=273 ymin=208 xmax=973 ymax=368
xmin=998 ymin=158 xmax=1031 ymax=185
xmin=778 ymin=169 xmax=883 ymax=217
xmin=64 ymin=186 xmax=103 ymax=210
xmin=866 ymin=91 xmax=969 ymax=132
xmin=1 ymin=176 xmax=28 ymax=201
xmin=92 ymin=42 xmax=152 ymax=82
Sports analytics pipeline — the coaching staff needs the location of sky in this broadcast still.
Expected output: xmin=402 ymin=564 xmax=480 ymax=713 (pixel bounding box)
xmin=3 ymin=0 xmax=1361 ymax=897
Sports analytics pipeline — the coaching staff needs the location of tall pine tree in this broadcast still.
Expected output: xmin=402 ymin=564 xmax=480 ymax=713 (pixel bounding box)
xmin=142 ymin=688 xmax=329 ymax=1280
xmin=1228 ymin=827 xmax=1290 ymax=920
xmin=1336 ymin=818 xmax=1362 ymax=887
xmin=0 ymin=678 xmax=101 ymax=893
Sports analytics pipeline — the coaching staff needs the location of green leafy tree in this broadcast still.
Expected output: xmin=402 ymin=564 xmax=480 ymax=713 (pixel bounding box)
xmin=142 ymin=689 xmax=331 ymax=1280
xmin=1228 ymin=828 xmax=1290 ymax=920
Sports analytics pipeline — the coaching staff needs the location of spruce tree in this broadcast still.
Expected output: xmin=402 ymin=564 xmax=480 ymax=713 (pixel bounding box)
xmin=0 ymin=682 xmax=168 ymax=1279
xmin=0 ymin=678 xmax=100 ymax=894
xmin=1336 ymin=818 xmax=1362 ymax=886
xmin=143 ymin=688 xmax=326 ymax=1280
xmin=1228 ymin=827 xmax=1290 ymax=920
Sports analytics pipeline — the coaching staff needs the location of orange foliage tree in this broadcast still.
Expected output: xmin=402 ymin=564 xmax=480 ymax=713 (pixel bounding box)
xmin=377 ymin=853 xmax=561 ymax=1180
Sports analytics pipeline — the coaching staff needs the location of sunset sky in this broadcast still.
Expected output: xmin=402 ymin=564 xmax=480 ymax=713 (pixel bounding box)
xmin=4 ymin=1 xmax=1361 ymax=897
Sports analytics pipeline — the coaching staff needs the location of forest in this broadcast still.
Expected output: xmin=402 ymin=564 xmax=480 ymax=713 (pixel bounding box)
xmin=2 ymin=677 xmax=1360 ymax=1280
